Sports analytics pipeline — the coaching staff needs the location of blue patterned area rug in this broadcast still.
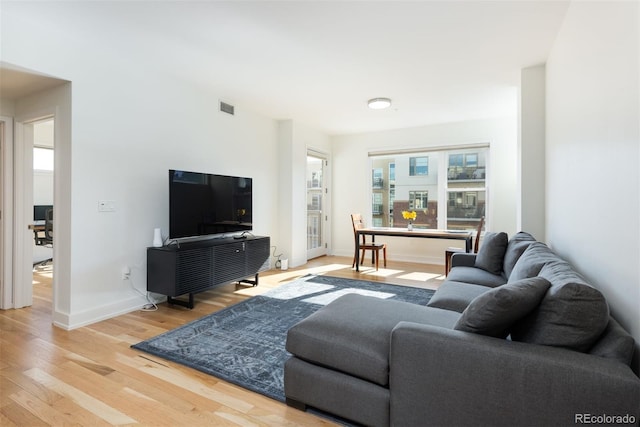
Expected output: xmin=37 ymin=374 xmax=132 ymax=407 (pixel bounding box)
xmin=131 ymin=274 xmax=435 ymax=403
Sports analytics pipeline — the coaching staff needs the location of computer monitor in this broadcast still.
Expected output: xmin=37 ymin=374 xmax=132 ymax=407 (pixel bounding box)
xmin=34 ymin=205 xmax=53 ymax=221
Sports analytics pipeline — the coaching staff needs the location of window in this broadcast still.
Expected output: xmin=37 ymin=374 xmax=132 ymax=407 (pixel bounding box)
xmin=373 ymin=190 xmax=385 ymax=227
xmin=308 ymin=193 xmax=322 ymax=211
xmin=388 ymin=163 xmax=396 ymax=226
xmin=465 ymin=153 xmax=478 ymax=167
xmin=448 ymin=152 xmax=483 ymax=180
xmin=446 ymin=149 xmax=486 ymax=228
xmin=409 ymin=191 xmax=428 ymax=209
xmin=34 ymin=147 xmax=54 ymax=171
xmin=372 ymin=168 xmax=383 ymax=189
xmin=372 ymin=193 xmax=383 ymax=215
xmin=370 ymin=146 xmax=487 ymax=231
xmin=409 ymin=156 xmax=428 ymax=176
xmin=308 ymin=170 xmax=322 ymax=188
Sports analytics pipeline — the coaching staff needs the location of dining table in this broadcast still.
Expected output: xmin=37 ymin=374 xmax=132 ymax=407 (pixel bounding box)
xmin=354 ymin=227 xmax=473 ymax=271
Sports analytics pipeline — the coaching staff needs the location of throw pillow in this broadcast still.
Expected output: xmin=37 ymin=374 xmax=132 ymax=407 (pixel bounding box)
xmin=454 ymin=277 xmax=551 ymax=338
xmin=474 ymin=232 xmax=508 ymax=275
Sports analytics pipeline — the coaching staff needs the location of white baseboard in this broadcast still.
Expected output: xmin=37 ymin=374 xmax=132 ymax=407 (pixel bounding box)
xmin=53 ymin=295 xmax=146 ymax=330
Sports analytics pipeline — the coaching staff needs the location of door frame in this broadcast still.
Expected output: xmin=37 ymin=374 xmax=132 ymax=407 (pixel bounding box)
xmin=306 ymin=148 xmax=331 ymax=260
xmin=14 ymin=118 xmax=36 ymax=308
xmin=0 ymin=117 xmax=14 ymax=309
xmin=12 ymin=111 xmax=56 ymax=309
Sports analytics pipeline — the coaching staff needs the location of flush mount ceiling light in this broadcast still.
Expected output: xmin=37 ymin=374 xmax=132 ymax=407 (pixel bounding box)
xmin=367 ymin=97 xmax=392 ymax=109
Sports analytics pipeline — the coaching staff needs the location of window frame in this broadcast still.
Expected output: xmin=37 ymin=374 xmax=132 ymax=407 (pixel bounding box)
xmin=369 ymin=144 xmax=488 ymax=231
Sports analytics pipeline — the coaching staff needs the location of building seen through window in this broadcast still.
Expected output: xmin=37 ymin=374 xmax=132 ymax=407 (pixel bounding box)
xmin=370 ymin=147 xmax=487 ymax=231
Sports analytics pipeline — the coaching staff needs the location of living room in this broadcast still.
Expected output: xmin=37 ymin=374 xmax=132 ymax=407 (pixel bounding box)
xmin=0 ymin=0 xmax=638 ymax=423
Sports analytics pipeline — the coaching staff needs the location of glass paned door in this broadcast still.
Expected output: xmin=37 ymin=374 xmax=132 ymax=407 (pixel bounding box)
xmin=307 ymin=152 xmax=326 ymax=259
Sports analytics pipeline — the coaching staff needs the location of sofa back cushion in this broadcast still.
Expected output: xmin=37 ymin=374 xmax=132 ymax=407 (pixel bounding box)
xmin=444 ymin=265 xmax=507 ymax=288
xmin=427 ymin=281 xmax=492 ymax=313
xmin=474 ymin=232 xmax=508 ymax=275
xmin=503 ymin=232 xmax=537 ymax=279
xmin=454 ymin=277 xmax=551 ymax=338
xmin=507 ymin=242 xmax=559 ymax=283
xmin=510 ymin=261 xmax=610 ymax=352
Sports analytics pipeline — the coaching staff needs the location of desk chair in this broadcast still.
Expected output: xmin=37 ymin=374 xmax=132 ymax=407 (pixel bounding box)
xmin=33 ymin=224 xmax=46 ymax=246
xmin=351 ymin=214 xmax=387 ymax=271
xmin=43 ymin=208 xmax=53 ymax=246
xmin=444 ymin=216 xmax=484 ymax=276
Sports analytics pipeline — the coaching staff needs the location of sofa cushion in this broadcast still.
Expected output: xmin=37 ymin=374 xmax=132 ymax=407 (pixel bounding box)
xmin=427 ymin=281 xmax=492 ymax=313
xmin=454 ymin=277 xmax=551 ymax=338
xmin=474 ymin=232 xmax=508 ymax=275
xmin=286 ymin=294 xmax=460 ymax=387
xmin=507 ymin=242 xmax=559 ymax=283
xmin=503 ymin=231 xmax=537 ymax=278
xmin=445 ymin=266 xmax=507 ymax=288
xmin=510 ymin=261 xmax=610 ymax=352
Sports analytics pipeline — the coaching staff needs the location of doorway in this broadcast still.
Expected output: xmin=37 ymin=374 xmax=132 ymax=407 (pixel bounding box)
xmin=31 ymin=119 xmax=54 ymax=292
xmin=9 ymin=116 xmax=55 ymax=309
xmin=306 ymin=151 xmax=328 ymax=259
xmin=0 ymin=67 xmax=70 ymax=324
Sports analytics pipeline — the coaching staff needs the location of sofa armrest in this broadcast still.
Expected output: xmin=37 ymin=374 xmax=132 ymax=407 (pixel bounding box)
xmin=389 ymin=322 xmax=640 ymax=427
xmin=450 ymin=252 xmax=476 ymax=268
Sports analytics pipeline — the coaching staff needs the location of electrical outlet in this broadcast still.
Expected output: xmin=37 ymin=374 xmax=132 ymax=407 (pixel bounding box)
xmin=122 ymin=266 xmax=131 ymax=280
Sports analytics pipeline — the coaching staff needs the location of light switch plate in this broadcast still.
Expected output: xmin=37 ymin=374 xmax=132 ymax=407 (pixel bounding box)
xmin=98 ymin=200 xmax=116 ymax=212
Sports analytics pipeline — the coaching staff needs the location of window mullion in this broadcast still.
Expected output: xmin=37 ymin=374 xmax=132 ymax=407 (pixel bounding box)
xmin=437 ymin=151 xmax=447 ymax=229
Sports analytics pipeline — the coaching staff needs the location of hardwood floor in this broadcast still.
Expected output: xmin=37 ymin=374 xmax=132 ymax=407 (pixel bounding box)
xmin=0 ymin=257 xmax=444 ymax=426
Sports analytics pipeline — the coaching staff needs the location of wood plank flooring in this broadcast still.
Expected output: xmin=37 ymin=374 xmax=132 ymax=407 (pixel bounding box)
xmin=1 ymin=256 xmax=444 ymax=426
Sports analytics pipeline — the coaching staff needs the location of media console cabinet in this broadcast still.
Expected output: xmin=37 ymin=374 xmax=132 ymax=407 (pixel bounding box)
xmin=147 ymin=235 xmax=270 ymax=309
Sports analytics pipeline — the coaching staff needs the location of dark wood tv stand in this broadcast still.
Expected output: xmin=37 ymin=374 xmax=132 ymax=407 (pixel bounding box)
xmin=146 ymin=235 xmax=270 ymax=309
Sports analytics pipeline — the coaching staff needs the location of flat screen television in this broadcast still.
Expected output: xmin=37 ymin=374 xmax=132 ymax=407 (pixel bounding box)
xmin=169 ymin=169 xmax=253 ymax=240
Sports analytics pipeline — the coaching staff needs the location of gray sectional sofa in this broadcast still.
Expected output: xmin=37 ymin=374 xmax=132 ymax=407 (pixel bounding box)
xmin=284 ymin=232 xmax=640 ymax=427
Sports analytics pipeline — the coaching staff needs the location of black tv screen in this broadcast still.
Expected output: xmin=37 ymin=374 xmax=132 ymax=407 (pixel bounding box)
xmin=169 ymin=170 xmax=253 ymax=239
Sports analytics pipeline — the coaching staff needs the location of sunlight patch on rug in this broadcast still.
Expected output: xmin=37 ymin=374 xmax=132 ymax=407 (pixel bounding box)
xmin=397 ymin=271 xmax=444 ymax=282
xmin=302 ymin=288 xmax=395 ymax=305
xmin=264 ymin=282 xmax=335 ymax=300
xmin=356 ymin=268 xmax=405 ymax=278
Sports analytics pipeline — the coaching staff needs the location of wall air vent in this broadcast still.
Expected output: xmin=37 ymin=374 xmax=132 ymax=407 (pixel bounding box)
xmin=219 ymin=101 xmax=235 ymax=116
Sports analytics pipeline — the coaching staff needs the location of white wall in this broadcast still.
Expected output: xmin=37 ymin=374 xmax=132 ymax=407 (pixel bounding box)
xmin=33 ymin=171 xmax=53 ymax=205
xmin=519 ymin=65 xmax=546 ymax=240
xmin=294 ymin=121 xmax=332 ymax=263
xmin=2 ymin=2 xmax=281 ymax=328
xmin=546 ymin=1 xmax=639 ymax=367
xmin=278 ymin=120 xmax=331 ymax=267
xmin=331 ymin=117 xmax=518 ymax=264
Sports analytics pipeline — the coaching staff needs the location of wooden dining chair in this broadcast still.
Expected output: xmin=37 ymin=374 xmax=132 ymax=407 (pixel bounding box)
xmin=444 ymin=216 xmax=484 ymax=276
xmin=351 ymin=214 xmax=387 ymax=271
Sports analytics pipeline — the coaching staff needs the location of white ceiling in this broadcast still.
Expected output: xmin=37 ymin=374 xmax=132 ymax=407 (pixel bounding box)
xmin=1 ymin=1 xmax=571 ymax=135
